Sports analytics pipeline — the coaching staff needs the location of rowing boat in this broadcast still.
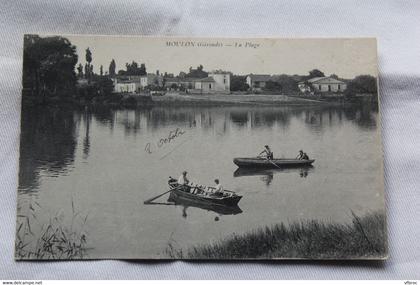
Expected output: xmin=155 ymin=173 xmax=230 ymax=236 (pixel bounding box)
xmin=233 ymin=157 xmax=315 ymax=168
xmin=167 ymin=192 xmax=242 ymax=215
xmin=168 ymin=178 xmax=242 ymax=207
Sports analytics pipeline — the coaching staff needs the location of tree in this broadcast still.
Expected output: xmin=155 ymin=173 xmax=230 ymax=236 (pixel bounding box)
xmin=140 ymin=63 xmax=146 ymax=75
xmin=330 ymin=74 xmax=339 ymax=79
xmin=85 ymin=48 xmax=92 ymax=65
xmin=230 ymin=75 xmax=249 ymax=91
xmin=77 ymin=63 xmax=83 ymax=78
xmin=85 ymin=48 xmax=93 ymax=82
xmin=84 ymin=63 xmax=89 ymax=78
xmin=345 ymin=75 xmax=377 ymax=97
xmin=186 ymin=65 xmax=208 ymax=78
xmin=22 ymin=35 xmax=78 ymax=98
xmin=265 ymin=80 xmax=282 ymax=91
xmin=271 ymin=75 xmax=299 ymax=94
xmin=96 ymin=76 xmax=114 ymax=96
xmin=308 ymin=69 xmax=325 ymax=78
xmin=124 ymin=61 xmax=147 ymax=76
xmin=109 ymin=59 xmax=116 ymax=76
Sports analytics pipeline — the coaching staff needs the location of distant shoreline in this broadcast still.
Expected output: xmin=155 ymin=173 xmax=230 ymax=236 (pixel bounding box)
xmin=152 ymin=93 xmax=333 ymax=106
xmin=21 ymin=92 xmax=368 ymax=108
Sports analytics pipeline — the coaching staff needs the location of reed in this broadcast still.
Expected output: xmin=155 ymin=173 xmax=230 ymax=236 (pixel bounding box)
xmin=15 ymin=200 xmax=89 ymax=260
xmin=167 ymin=211 xmax=387 ymax=259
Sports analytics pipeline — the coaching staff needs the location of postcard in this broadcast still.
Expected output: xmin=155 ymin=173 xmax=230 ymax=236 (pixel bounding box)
xmin=16 ymin=35 xmax=386 ymax=259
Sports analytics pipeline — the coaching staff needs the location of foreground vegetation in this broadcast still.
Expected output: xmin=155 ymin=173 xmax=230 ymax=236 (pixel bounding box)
xmin=15 ymin=200 xmax=89 ymax=260
xmin=167 ymin=212 xmax=387 ymax=259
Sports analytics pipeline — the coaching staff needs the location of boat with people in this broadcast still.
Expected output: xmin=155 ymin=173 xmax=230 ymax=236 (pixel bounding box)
xmin=167 ymin=191 xmax=242 ymax=215
xmin=167 ymin=177 xmax=242 ymax=207
xmin=233 ymin=157 xmax=315 ymax=168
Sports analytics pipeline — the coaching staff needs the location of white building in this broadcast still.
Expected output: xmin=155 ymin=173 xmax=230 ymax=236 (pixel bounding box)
xmin=246 ymin=74 xmax=272 ymax=91
xmin=298 ymin=77 xmax=347 ymax=93
xmin=166 ymin=71 xmax=230 ymax=94
xmin=140 ymin=73 xmax=163 ymax=89
xmin=208 ymin=71 xmax=230 ymax=93
xmin=114 ymin=81 xmax=140 ymax=93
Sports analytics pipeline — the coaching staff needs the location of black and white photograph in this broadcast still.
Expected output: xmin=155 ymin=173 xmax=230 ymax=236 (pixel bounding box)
xmin=16 ymin=35 xmax=386 ymax=260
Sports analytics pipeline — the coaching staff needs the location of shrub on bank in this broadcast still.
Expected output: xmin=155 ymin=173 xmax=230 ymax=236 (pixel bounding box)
xmin=167 ymin=211 xmax=387 ymax=259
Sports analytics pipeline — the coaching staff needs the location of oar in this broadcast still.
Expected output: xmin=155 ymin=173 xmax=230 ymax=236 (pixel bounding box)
xmin=259 ymin=156 xmax=282 ymax=169
xmin=143 ymin=185 xmax=182 ymax=204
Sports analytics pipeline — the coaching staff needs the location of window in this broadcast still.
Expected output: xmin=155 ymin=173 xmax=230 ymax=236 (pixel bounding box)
xmin=209 ymin=84 xmax=212 ymax=89
xmin=223 ymin=78 xmax=226 ymax=84
xmin=318 ymin=85 xmax=321 ymax=90
xmin=338 ymin=84 xmax=341 ymax=90
xmin=328 ymin=85 xmax=331 ymax=92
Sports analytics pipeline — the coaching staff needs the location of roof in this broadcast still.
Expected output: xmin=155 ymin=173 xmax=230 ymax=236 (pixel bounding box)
xmin=307 ymin=77 xmax=345 ymax=84
xmin=195 ymin=77 xmax=215 ymax=83
xmin=116 ymin=80 xmax=137 ymax=84
xmin=247 ymin=74 xmax=272 ymax=82
xmin=209 ymin=70 xmax=229 ymax=74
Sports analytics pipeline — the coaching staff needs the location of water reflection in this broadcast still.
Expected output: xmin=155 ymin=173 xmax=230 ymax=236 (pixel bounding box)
xmin=18 ymin=105 xmax=78 ymax=193
xmin=234 ymin=167 xmax=313 ymax=186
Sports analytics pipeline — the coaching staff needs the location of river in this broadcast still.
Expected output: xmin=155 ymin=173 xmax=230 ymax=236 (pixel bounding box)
xmin=17 ymin=103 xmax=384 ymax=258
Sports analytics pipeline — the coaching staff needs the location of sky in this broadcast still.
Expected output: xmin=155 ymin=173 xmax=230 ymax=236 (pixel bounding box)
xmin=64 ymin=35 xmax=378 ymax=78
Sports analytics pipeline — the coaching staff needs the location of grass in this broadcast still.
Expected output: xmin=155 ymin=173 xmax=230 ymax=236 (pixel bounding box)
xmin=166 ymin=211 xmax=387 ymax=259
xmin=15 ymin=200 xmax=89 ymax=260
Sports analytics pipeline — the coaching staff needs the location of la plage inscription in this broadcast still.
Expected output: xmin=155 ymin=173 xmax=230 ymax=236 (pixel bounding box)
xmin=166 ymin=41 xmax=260 ymax=49
xmin=145 ymin=128 xmax=186 ymax=154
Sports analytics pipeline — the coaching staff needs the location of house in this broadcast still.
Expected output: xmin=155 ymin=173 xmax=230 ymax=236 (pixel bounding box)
xmin=246 ymin=74 xmax=272 ymax=91
xmin=208 ymin=71 xmax=230 ymax=93
xmin=112 ymin=76 xmax=141 ymax=93
xmin=112 ymin=72 xmax=163 ymax=93
xmin=298 ymin=77 xmax=347 ymax=93
xmin=140 ymin=73 xmax=163 ymax=89
xmin=165 ymin=78 xmax=196 ymax=89
xmin=114 ymin=80 xmax=140 ymax=93
xmin=193 ymin=77 xmax=216 ymax=93
xmin=165 ymin=71 xmax=230 ymax=94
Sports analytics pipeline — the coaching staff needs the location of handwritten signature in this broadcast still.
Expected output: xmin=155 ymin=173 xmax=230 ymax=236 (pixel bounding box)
xmin=145 ymin=128 xmax=186 ymax=154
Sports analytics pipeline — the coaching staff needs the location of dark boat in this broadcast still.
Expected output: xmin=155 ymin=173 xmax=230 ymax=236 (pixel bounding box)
xmin=167 ymin=192 xmax=242 ymax=215
xmin=168 ymin=178 xmax=242 ymax=207
xmin=233 ymin=157 xmax=315 ymax=168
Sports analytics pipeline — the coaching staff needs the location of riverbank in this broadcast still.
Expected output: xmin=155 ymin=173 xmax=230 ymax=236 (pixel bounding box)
xmin=166 ymin=212 xmax=387 ymax=259
xmin=21 ymin=91 xmax=367 ymax=108
xmin=152 ymin=93 xmax=334 ymax=106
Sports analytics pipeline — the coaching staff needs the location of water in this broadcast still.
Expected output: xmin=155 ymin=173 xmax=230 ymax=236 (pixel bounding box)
xmin=17 ymin=103 xmax=384 ymax=258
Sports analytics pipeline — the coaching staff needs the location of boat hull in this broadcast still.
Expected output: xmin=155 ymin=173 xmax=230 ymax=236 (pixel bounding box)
xmin=169 ymin=184 xmax=242 ymax=207
xmin=233 ymin=157 xmax=315 ymax=168
xmin=168 ymin=192 xmax=242 ymax=215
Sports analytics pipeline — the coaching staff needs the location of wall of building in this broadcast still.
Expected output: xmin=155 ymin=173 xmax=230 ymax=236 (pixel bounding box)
xmin=209 ymin=73 xmax=230 ymax=93
xmin=114 ymin=82 xmax=138 ymax=93
xmin=313 ymin=83 xmax=347 ymax=92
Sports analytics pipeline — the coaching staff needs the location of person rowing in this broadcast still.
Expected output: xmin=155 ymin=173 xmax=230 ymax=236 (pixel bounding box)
xmin=178 ymin=170 xmax=190 ymax=185
xmin=258 ymin=145 xmax=274 ymax=160
xmin=296 ymin=150 xmax=309 ymax=160
xmin=212 ymin=179 xmax=226 ymax=197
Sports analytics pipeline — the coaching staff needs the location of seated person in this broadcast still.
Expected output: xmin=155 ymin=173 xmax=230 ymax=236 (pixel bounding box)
xmin=258 ymin=145 xmax=274 ymax=160
xmin=178 ymin=171 xmax=190 ymax=192
xmin=213 ymin=179 xmax=224 ymax=197
xmin=296 ymin=150 xmax=304 ymax=160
